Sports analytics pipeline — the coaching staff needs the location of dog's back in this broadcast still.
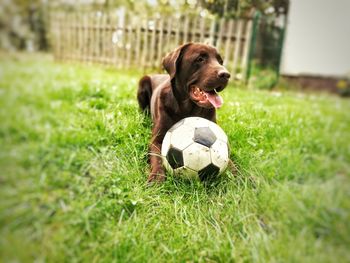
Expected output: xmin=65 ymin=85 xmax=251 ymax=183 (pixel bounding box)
xmin=137 ymin=74 xmax=169 ymax=114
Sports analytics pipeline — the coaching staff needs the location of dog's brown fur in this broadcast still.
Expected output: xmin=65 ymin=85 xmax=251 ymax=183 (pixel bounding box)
xmin=137 ymin=43 xmax=231 ymax=183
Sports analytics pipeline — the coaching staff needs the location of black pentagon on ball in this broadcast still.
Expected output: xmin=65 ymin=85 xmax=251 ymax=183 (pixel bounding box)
xmin=166 ymin=146 xmax=184 ymax=169
xmin=168 ymin=119 xmax=185 ymax=133
xmin=194 ymin=127 xmax=217 ymax=148
xmin=198 ymin=163 xmax=220 ymax=181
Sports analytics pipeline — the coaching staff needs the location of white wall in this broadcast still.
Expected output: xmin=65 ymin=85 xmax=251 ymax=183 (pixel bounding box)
xmin=280 ymin=0 xmax=350 ymax=77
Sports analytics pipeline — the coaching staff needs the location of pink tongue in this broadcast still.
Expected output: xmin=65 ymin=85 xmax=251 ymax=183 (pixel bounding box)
xmin=205 ymin=91 xmax=223 ymax=108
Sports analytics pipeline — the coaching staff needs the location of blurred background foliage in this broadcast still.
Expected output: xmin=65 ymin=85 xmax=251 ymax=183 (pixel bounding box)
xmin=0 ymin=0 xmax=288 ymax=52
xmin=0 ymin=0 xmax=48 ymax=51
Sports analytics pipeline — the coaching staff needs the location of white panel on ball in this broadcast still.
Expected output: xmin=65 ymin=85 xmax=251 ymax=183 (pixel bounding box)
xmin=183 ymin=143 xmax=211 ymax=171
xmin=183 ymin=117 xmax=210 ymax=129
xmin=161 ymin=132 xmax=172 ymax=156
xmin=170 ymin=124 xmax=195 ymax=150
xmin=162 ymin=156 xmax=173 ymax=174
xmin=210 ymin=139 xmax=229 ymax=173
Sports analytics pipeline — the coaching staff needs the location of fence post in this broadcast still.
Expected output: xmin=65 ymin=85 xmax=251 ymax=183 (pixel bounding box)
xmin=199 ymin=15 xmax=205 ymax=42
xmin=240 ymin=19 xmax=253 ymax=80
xmin=174 ymin=16 xmax=180 ymax=46
xmin=117 ymin=8 xmax=125 ymax=68
xmin=141 ymin=16 xmax=149 ymax=69
xmin=156 ymin=18 xmax=164 ymax=67
xmin=149 ymin=18 xmax=157 ymax=67
xmin=95 ymin=12 xmax=101 ymax=63
xmin=208 ymin=18 xmax=216 ymax=46
xmin=101 ymin=12 xmax=107 ymax=64
xmin=231 ymin=19 xmax=243 ymax=79
xmin=183 ymin=15 xmax=189 ymax=44
xmin=223 ymin=19 xmax=234 ymax=68
xmin=82 ymin=13 xmax=88 ymax=62
xmin=272 ymin=14 xmax=288 ymax=87
xmin=216 ymin=18 xmax=225 ymax=51
xmin=87 ymin=12 xmax=93 ymax=63
xmin=165 ymin=17 xmax=172 ymax=51
xmin=245 ymin=11 xmax=261 ymax=84
xmin=135 ymin=16 xmax=142 ymax=67
xmin=60 ymin=13 xmax=65 ymax=60
xmin=111 ymin=14 xmax=118 ymax=66
xmin=125 ymin=12 xmax=133 ymax=68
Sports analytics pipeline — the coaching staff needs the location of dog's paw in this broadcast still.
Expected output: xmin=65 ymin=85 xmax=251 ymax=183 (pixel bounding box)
xmin=147 ymin=172 xmax=166 ymax=185
xmin=228 ymin=159 xmax=238 ymax=175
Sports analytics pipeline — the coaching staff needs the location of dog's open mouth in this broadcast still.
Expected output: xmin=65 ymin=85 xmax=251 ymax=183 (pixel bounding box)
xmin=190 ymin=86 xmax=223 ymax=108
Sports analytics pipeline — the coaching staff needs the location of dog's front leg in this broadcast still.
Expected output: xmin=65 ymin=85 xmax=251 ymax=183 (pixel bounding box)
xmin=148 ymin=141 xmax=165 ymax=183
xmin=147 ymin=120 xmax=170 ymax=183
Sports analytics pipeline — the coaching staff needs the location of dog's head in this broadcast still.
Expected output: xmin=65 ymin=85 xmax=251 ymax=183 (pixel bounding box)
xmin=162 ymin=42 xmax=230 ymax=109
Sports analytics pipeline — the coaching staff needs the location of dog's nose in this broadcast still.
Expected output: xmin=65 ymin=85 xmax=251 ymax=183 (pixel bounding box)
xmin=218 ymin=70 xmax=231 ymax=80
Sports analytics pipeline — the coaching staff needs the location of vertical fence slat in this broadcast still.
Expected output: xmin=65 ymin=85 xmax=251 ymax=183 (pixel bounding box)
xmin=77 ymin=13 xmax=82 ymax=61
xmin=68 ymin=13 xmax=72 ymax=60
xmin=53 ymin=13 xmax=59 ymax=60
xmin=99 ymin=13 xmax=104 ymax=63
xmin=191 ymin=16 xmax=198 ymax=42
xmin=82 ymin=13 xmax=88 ymax=62
xmin=149 ymin=18 xmax=157 ymax=67
xmin=135 ymin=16 xmax=141 ymax=67
xmin=99 ymin=13 xmax=103 ymax=63
xmin=53 ymin=12 xmax=58 ymax=59
xmin=73 ymin=13 xmax=78 ymax=60
xmin=51 ymin=13 xmax=55 ymax=59
xmin=126 ymin=13 xmax=133 ymax=68
xmin=94 ymin=13 xmax=98 ymax=62
xmin=141 ymin=16 xmax=148 ymax=69
xmin=183 ymin=15 xmax=189 ymax=44
xmin=199 ymin=15 xmax=205 ymax=42
xmin=88 ymin=13 xmax=94 ymax=62
xmin=165 ymin=17 xmax=172 ymax=51
xmin=107 ymin=14 xmax=113 ymax=64
xmin=223 ymin=19 xmax=234 ymax=67
xmin=208 ymin=18 xmax=216 ymax=45
xmin=106 ymin=13 xmax=111 ymax=64
xmin=241 ymin=19 xmax=253 ymax=80
xmin=231 ymin=19 xmax=243 ymax=79
xmin=101 ymin=13 xmax=106 ymax=64
xmin=112 ymin=15 xmax=118 ymax=66
xmin=87 ymin=13 xmax=93 ymax=62
xmin=60 ymin=13 xmax=65 ymax=60
xmin=95 ymin=13 xmax=101 ymax=63
xmin=117 ymin=10 xmax=125 ymax=68
xmin=216 ymin=18 xmax=225 ymax=51
xmin=64 ymin=13 xmax=69 ymax=60
xmin=174 ymin=17 xmax=180 ymax=46
xmin=107 ymin=13 xmax=112 ymax=64
xmin=156 ymin=18 xmax=164 ymax=67
xmin=63 ymin=12 xmax=67 ymax=60
xmin=72 ymin=13 xmax=76 ymax=60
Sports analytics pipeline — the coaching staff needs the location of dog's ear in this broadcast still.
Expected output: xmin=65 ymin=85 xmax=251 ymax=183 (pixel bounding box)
xmin=162 ymin=43 xmax=192 ymax=79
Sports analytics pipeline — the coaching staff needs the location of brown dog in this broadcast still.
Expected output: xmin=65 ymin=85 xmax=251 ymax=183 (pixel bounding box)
xmin=137 ymin=43 xmax=231 ymax=183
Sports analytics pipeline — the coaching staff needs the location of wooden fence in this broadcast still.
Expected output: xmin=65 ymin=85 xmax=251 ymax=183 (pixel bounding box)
xmin=49 ymin=10 xmax=254 ymax=80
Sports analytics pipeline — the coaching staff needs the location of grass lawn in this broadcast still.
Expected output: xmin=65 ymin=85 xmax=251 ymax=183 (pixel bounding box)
xmin=0 ymin=52 xmax=350 ymax=262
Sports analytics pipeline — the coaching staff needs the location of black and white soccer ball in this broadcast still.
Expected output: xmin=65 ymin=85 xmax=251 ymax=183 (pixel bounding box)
xmin=161 ymin=117 xmax=229 ymax=181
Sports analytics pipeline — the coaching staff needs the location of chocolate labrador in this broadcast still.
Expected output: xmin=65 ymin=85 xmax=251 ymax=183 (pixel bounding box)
xmin=137 ymin=42 xmax=231 ymax=183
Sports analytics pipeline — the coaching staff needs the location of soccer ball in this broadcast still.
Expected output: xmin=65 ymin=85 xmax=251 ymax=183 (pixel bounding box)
xmin=161 ymin=117 xmax=229 ymax=181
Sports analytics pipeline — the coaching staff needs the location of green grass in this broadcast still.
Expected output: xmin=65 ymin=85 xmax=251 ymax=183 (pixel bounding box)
xmin=0 ymin=52 xmax=350 ymax=263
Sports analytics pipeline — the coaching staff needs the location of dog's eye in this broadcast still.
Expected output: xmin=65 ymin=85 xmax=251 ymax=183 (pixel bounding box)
xmin=195 ymin=55 xmax=206 ymax=64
